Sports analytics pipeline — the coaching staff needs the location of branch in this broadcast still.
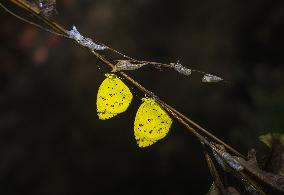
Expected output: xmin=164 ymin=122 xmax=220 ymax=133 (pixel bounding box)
xmin=1 ymin=0 xmax=244 ymax=159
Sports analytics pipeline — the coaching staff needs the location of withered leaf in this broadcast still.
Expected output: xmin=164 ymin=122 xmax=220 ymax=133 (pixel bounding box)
xmin=237 ymin=149 xmax=284 ymax=193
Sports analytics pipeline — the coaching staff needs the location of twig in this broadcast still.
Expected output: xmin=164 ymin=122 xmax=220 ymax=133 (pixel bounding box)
xmin=2 ymin=0 xmax=244 ymax=159
xmin=0 ymin=3 xmax=67 ymax=37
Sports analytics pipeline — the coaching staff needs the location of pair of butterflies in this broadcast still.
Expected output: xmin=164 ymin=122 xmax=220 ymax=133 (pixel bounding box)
xmin=96 ymin=74 xmax=173 ymax=147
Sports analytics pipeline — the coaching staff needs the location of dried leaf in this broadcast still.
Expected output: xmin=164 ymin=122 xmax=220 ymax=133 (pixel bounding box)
xmin=170 ymin=62 xmax=192 ymax=76
xmin=259 ymin=133 xmax=284 ymax=176
xmin=67 ymin=26 xmax=108 ymax=51
xmin=204 ymin=143 xmax=264 ymax=194
xmin=202 ymin=74 xmax=223 ymax=83
xmin=237 ymin=149 xmax=284 ymax=192
xmin=112 ymin=60 xmax=147 ymax=72
xmin=259 ymin=133 xmax=284 ymax=149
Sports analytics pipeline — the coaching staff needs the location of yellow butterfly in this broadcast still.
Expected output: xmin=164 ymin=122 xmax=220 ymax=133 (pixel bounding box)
xmin=97 ymin=74 xmax=133 ymax=120
xmin=134 ymin=98 xmax=173 ymax=147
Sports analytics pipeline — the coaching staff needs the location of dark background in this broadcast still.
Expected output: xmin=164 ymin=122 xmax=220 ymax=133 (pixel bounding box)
xmin=0 ymin=0 xmax=284 ymax=194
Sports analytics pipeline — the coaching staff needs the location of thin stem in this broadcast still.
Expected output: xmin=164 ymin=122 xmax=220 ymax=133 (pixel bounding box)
xmin=165 ymin=104 xmax=245 ymax=158
xmin=4 ymin=0 xmax=244 ymax=159
xmin=0 ymin=3 xmax=67 ymax=37
xmin=203 ymin=151 xmax=225 ymax=193
xmin=10 ymin=0 xmax=66 ymax=34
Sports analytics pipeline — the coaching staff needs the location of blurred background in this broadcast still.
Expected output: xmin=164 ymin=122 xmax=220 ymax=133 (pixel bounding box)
xmin=0 ymin=0 xmax=284 ymax=194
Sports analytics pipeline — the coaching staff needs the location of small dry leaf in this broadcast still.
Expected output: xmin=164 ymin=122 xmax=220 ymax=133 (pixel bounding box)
xmin=259 ymin=133 xmax=284 ymax=176
xmin=112 ymin=60 xmax=147 ymax=72
xmin=237 ymin=149 xmax=284 ymax=192
xmin=202 ymin=74 xmax=223 ymax=83
xmin=67 ymin=26 xmax=108 ymax=51
xmin=170 ymin=62 xmax=192 ymax=76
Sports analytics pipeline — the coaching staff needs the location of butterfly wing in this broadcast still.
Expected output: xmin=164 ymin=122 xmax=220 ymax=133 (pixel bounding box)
xmin=97 ymin=74 xmax=133 ymax=120
xmin=134 ymin=98 xmax=173 ymax=147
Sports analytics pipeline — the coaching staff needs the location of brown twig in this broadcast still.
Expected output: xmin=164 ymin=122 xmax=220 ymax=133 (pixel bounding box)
xmin=2 ymin=0 xmax=245 ymax=160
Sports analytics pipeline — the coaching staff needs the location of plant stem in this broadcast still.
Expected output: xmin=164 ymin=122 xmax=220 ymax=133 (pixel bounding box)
xmin=3 ymin=0 xmax=245 ymax=159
